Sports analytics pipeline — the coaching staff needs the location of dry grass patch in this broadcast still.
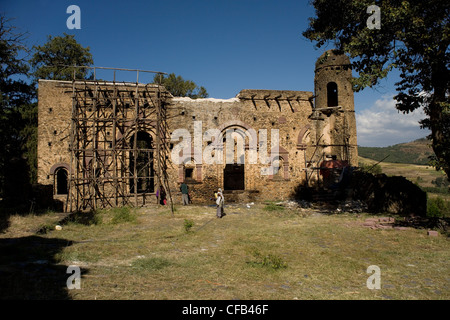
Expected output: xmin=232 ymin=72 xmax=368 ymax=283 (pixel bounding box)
xmin=1 ymin=204 xmax=449 ymax=300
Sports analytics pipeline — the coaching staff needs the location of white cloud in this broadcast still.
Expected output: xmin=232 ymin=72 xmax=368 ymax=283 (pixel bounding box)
xmin=356 ymin=95 xmax=430 ymax=147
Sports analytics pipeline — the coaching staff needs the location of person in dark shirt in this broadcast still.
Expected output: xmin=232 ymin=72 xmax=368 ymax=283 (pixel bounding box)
xmin=180 ymin=182 xmax=189 ymax=205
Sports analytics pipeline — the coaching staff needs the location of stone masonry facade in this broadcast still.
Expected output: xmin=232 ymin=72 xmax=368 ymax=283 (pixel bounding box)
xmin=37 ymin=50 xmax=358 ymax=211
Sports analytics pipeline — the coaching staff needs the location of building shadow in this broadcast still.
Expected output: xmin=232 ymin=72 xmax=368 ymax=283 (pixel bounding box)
xmin=0 ymin=235 xmax=87 ymax=299
xmin=0 ymin=183 xmax=64 ymax=234
xmin=291 ymin=169 xmax=427 ymax=217
xmin=0 ymin=209 xmax=10 ymax=234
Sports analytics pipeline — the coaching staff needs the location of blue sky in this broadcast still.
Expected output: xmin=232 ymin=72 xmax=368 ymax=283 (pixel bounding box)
xmin=2 ymin=0 xmax=429 ymax=147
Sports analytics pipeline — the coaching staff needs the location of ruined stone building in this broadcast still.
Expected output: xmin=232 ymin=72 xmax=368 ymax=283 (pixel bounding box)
xmin=37 ymin=50 xmax=358 ymax=212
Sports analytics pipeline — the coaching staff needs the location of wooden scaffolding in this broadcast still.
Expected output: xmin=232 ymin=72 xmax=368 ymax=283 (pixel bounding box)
xmin=67 ymin=67 xmax=173 ymax=212
xmin=304 ymin=105 xmax=352 ymax=188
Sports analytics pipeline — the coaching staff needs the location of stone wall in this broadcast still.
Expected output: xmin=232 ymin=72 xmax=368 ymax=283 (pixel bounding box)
xmin=37 ymin=80 xmax=73 ymax=210
xmin=37 ymin=51 xmax=359 ymax=211
xmin=165 ymin=90 xmax=317 ymax=203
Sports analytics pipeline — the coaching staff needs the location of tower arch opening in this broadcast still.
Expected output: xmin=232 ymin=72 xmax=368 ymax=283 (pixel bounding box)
xmin=327 ymin=82 xmax=338 ymax=107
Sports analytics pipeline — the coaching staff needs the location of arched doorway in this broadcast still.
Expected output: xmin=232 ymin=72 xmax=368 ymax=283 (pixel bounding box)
xmin=130 ymin=131 xmax=154 ymax=193
xmin=221 ymin=126 xmax=250 ymax=191
xmin=55 ymin=167 xmax=68 ymax=195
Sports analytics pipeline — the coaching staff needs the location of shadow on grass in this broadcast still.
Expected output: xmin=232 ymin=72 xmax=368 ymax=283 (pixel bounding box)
xmin=0 ymin=198 xmax=65 ymax=234
xmin=58 ymin=210 xmax=102 ymax=227
xmin=0 ymin=235 xmax=88 ymax=299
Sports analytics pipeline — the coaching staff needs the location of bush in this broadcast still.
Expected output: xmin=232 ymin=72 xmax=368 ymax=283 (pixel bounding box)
xmin=421 ymin=186 xmax=450 ymax=195
xmin=183 ymin=219 xmax=194 ymax=233
xmin=358 ymin=162 xmax=382 ymax=175
xmin=263 ymin=203 xmax=285 ymax=212
xmin=111 ymin=206 xmax=136 ymax=224
xmin=247 ymin=248 xmax=287 ymax=270
xmin=427 ymin=197 xmax=450 ymax=218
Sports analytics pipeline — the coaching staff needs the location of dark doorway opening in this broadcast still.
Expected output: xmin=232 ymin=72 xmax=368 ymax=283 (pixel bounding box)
xmin=224 ymin=164 xmax=244 ymax=190
xmin=185 ymin=168 xmax=194 ymax=180
xmin=130 ymin=131 xmax=154 ymax=193
xmin=55 ymin=168 xmax=68 ymax=195
xmin=327 ymin=82 xmax=338 ymax=107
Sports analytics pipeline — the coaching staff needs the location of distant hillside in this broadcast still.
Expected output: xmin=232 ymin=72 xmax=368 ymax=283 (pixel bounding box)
xmin=358 ymin=138 xmax=434 ymax=165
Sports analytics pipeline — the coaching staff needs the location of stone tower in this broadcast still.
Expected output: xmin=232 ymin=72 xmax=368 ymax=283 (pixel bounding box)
xmin=313 ymin=49 xmax=358 ymax=165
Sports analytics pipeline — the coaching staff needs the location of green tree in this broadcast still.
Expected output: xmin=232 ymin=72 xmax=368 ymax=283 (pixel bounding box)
xmin=303 ymin=0 xmax=450 ymax=181
xmin=25 ymin=33 xmax=93 ymax=184
xmin=0 ymin=15 xmax=35 ymax=198
xmin=19 ymin=102 xmax=37 ymax=184
xmin=29 ymin=33 xmax=93 ymax=81
xmin=153 ymin=73 xmax=208 ymax=98
xmin=358 ymin=161 xmax=382 ymax=175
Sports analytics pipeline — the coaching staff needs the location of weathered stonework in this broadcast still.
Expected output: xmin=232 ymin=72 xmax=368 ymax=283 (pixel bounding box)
xmin=37 ymin=50 xmax=358 ymax=211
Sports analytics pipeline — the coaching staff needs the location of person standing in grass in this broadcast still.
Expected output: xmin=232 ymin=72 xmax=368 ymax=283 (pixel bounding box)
xmin=216 ymin=188 xmax=225 ymax=218
xmin=180 ymin=182 xmax=189 ymax=205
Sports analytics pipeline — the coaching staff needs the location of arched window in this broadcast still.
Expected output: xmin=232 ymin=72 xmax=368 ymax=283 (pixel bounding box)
xmin=130 ymin=131 xmax=154 ymax=193
xmin=327 ymin=82 xmax=338 ymax=107
xmin=55 ymin=167 xmax=68 ymax=195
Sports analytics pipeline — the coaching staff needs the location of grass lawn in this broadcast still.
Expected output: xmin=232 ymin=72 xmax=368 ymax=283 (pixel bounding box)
xmin=358 ymin=156 xmax=445 ymax=188
xmin=1 ymin=203 xmax=448 ymax=300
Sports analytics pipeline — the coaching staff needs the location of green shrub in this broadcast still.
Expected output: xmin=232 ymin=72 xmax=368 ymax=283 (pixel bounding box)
xmin=422 ymin=186 xmax=450 ymax=195
xmin=111 ymin=206 xmax=136 ymax=224
xmin=263 ymin=203 xmax=285 ymax=212
xmin=247 ymin=248 xmax=287 ymax=270
xmin=358 ymin=162 xmax=382 ymax=175
xmin=183 ymin=219 xmax=194 ymax=233
xmin=427 ymin=197 xmax=449 ymax=218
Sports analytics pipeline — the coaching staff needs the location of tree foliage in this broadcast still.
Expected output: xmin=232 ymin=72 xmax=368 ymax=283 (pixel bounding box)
xmin=29 ymin=33 xmax=93 ymax=81
xmin=26 ymin=33 xmax=93 ymax=185
xmin=1 ymin=16 xmax=94 ymax=201
xmin=153 ymin=73 xmax=208 ymax=98
xmin=0 ymin=15 xmax=35 ymax=197
xmin=303 ymin=0 xmax=450 ymax=180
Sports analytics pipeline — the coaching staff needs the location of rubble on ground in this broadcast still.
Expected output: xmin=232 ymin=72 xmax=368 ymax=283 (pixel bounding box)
xmin=361 ymin=216 xmax=408 ymax=230
xmin=360 ymin=216 xmax=450 ymax=235
xmin=274 ymin=199 xmax=368 ymax=213
xmin=335 ymin=200 xmax=368 ymax=213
